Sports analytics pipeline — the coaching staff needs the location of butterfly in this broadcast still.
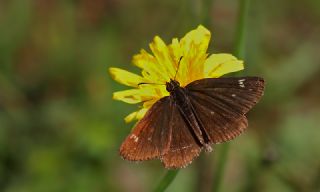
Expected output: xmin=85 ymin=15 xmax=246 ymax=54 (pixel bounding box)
xmin=120 ymin=77 xmax=265 ymax=169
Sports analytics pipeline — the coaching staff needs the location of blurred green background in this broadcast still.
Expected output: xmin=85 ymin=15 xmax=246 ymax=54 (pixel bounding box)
xmin=1 ymin=0 xmax=320 ymax=191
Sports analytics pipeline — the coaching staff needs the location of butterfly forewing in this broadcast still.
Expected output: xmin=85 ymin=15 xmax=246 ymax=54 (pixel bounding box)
xmin=186 ymin=77 xmax=264 ymax=144
xmin=120 ymin=97 xmax=173 ymax=161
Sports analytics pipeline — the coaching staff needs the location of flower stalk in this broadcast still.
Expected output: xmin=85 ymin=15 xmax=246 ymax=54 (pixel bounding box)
xmin=153 ymin=170 xmax=179 ymax=192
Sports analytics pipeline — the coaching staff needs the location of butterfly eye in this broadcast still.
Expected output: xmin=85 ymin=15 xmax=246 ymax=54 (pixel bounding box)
xmin=166 ymin=82 xmax=173 ymax=92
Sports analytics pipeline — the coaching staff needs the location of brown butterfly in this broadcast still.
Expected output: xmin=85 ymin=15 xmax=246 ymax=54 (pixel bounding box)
xmin=120 ymin=77 xmax=265 ymax=169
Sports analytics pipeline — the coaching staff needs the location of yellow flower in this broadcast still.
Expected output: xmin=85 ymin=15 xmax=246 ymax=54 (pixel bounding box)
xmin=109 ymin=25 xmax=244 ymax=123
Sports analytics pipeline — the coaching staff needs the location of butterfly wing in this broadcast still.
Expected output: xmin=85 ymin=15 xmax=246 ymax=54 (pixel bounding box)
xmin=161 ymin=102 xmax=202 ymax=169
xmin=120 ymin=97 xmax=173 ymax=161
xmin=120 ymin=95 xmax=202 ymax=168
xmin=186 ymin=77 xmax=264 ymax=144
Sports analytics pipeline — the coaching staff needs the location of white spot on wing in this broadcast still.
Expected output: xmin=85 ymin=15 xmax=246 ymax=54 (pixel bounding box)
xmin=210 ymin=111 xmax=215 ymax=115
xmin=232 ymin=94 xmax=236 ymax=97
xmin=130 ymin=134 xmax=139 ymax=142
xmin=238 ymin=79 xmax=246 ymax=88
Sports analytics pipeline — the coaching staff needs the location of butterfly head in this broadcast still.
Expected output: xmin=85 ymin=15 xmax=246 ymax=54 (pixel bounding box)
xmin=166 ymin=79 xmax=180 ymax=93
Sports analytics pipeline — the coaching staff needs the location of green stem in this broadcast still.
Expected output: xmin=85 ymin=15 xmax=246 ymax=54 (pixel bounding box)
xmin=212 ymin=143 xmax=230 ymax=192
xmin=234 ymin=0 xmax=250 ymax=59
xmin=202 ymin=0 xmax=214 ymax=27
xmin=153 ymin=170 xmax=179 ymax=192
xmin=212 ymin=0 xmax=250 ymax=191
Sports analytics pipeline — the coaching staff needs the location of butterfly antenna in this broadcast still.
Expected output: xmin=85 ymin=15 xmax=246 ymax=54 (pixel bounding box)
xmin=138 ymin=82 xmax=165 ymax=86
xmin=174 ymin=56 xmax=183 ymax=80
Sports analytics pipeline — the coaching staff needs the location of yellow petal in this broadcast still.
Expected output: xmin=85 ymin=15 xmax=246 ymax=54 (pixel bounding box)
xmin=142 ymin=97 xmax=159 ymax=108
xmin=132 ymin=49 xmax=168 ymax=83
xmin=136 ymin=108 xmax=148 ymax=120
xmin=124 ymin=111 xmax=138 ymax=123
xmin=168 ymin=38 xmax=188 ymax=85
xmin=180 ymin=25 xmax=211 ymax=56
xmin=168 ymin=38 xmax=182 ymax=65
xmin=176 ymin=25 xmax=211 ymax=86
xmin=113 ymin=85 xmax=169 ymax=104
xmin=112 ymin=86 xmax=165 ymax=104
xmin=149 ymin=36 xmax=176 ymax=80
xmin=124 ymin=108 xmax=148 ymax=123
xmin=204 ymin=54 xmax=244 ymax=78
xmin=109 ymin=68 xmax=145 ymax=88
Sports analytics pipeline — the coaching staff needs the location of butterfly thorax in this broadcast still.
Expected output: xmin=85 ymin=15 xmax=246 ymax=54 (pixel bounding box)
xmin=166 ymin=80 xmax=190 ymax=109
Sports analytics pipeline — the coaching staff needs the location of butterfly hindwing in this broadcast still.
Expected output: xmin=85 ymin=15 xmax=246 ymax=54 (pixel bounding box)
xmin=120 ymin=96 xmax=202 ymax=168
xmin=120 ymin=97 xmax=173 ymax=161
xmin=186 ymin=77 xmax=264 ymax=144
xmin=161 ymin=102 xmax=202 ymax=169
